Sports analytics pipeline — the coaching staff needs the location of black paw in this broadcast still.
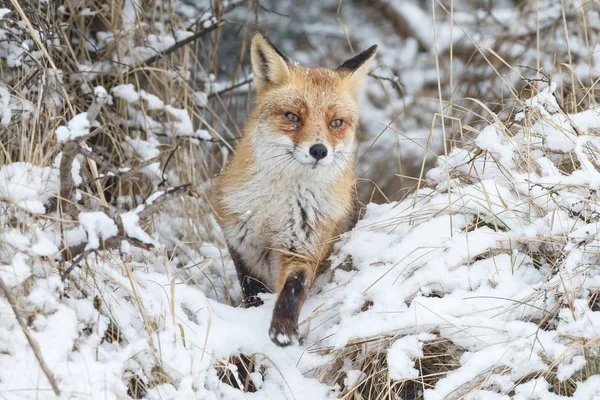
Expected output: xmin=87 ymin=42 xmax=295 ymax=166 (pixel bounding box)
xmin=268 ymin=316 xmax=298 ymax=347
xmin=242 ymin=295 xmax=264 ymax=308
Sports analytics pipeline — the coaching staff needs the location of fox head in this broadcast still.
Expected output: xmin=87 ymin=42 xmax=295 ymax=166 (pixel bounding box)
xmin=248 ymin=33 xmax=377 ymax=175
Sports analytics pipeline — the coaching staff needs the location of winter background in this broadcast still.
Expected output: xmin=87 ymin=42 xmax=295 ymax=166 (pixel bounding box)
xmin=1 ymin=0 xmax=600 ymax=399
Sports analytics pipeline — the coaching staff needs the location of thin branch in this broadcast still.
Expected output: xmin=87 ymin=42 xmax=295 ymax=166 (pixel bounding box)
xmin=138 ymin=183 xmax=201 ymax=220
xmin=208 ymin=77 xmax=253 ymax=99
xmin=76 ymin=155 xmax=161 ymax=188
xmin=77 ymin=146 xmax=121 ymax=175
xmin=75 ymin=125 xmax=109 ymax=143
xmin=154 ymin=132 xmax=240 ymax=142
xmin=369 ymin=72 xmax=404 ymax=96
xmin=159 ymin=145 xmax=180 ymax=187
xmin=0 ymin=278 xmax=61 ymax=396
xmin=127 ymin=156 xmax=162 ymax=175
xmin=187 ymin=0 xmax=249 ymax=30
xmin=140 ymin=19 xmax=227 ymax=67
xmin=61 ymin=248 xmax=94 ymax=278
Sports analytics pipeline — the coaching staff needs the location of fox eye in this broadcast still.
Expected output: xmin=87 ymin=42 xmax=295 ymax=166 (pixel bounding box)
xmin=284 ymin=112 xmax=300 ymax=123
xmin=330 ymin=119 xmax=343 ymax=128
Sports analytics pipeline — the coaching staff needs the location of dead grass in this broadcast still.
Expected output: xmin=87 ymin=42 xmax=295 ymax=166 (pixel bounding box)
xmin=217 ymin=354 xmax=264 ymax=392
xmin=312 ymin=335 xmax=463 ymax=400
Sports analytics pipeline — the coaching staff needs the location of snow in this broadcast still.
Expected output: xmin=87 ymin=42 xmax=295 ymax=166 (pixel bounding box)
xmin=111 ymin=83 xmax=140 ymax=103
xmin=2 ymin=87 xmax=598 ymax=398
xmin=164 ymin=105 xmax=194 ymax=136
xmin=0 ymin=252 xmax=32 ymax=288
xmin=0 ymin=162 xmax=59 ymax=213
xmin=2 ymin=83 xmax=600 ymax=398
xmin=0 ymin=84 xmax=33 ymax=126
xmin=78 ymin=211 xmax=119 ymax=251
xmin=193 ymin=91 xmax=208 ymax=107
xmin=94 ymin=85 xmax=108 ymax=99
xmin=139 ymin=90 xmax=164 ymax=110
xmin=387 ymin=334 xmax=428 ymax=380
xmin=55 ymin=112 xmax=90 ymax=143
xmin=110 ymin=84 xmax=203 ymax=139
xmin=123 ymin=136 xmax=160 ymax=158
xmin=112 ymin=85 xmax=165 ymax=110
xmin=0 ymin=84 xmax=12 ymax=125
xmin=30 ymin=228 xmax=59 ymax=257
xmin=195 ymin=129 xmax=212 ymax=141
xmin=121 ymin=211 xmax=159 ymax=248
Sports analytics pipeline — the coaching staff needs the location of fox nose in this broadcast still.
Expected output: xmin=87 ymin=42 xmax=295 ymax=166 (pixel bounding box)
xmin=309 ymin=144 xmax=328 ymax=161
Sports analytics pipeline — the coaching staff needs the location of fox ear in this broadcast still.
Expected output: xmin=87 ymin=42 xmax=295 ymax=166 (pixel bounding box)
xmin=251 ymin=33 xmax=291 ymax=93
xmin=337 ymin=45 xmax=377 ymax=98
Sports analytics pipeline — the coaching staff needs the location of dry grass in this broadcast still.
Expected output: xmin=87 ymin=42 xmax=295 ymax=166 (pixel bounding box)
xmin=0 ymin=0 xmax=254 ymax=301
xmin=314 ymin=335 xmax=463 ymax=400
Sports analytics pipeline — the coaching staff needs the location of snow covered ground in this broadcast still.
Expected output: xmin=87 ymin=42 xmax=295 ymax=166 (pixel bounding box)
xmin=2 ymin=84 xmax=600 ymax=399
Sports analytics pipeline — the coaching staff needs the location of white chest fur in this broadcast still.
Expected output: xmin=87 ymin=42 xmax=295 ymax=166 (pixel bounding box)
xmin=222 ymin=159 xmax=345 ymax=288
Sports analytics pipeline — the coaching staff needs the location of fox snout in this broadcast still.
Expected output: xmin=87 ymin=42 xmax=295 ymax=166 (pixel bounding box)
xmin=309 ymin=144 xmax=328 ymax=160
xmin=292 ymin=141 xmax=334 ymax=166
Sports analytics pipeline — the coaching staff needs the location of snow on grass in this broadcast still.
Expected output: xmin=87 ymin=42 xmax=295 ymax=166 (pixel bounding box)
xmin=112 ymin=84 xmax=140 ymax=103
xmin=111 ymin=84 xmax=207 ymax=139
xmin=78 ymin=212 xmax=119 ymax=251
xmin=2 ymin=87 xmax=600 ymax=399
xmin=0 ymin=162 xmax=59 ymax=213
xmin=55 ymin=112 xmax=90 ymax=143
xmin=311 ymin=88 xmax=600 ymax=398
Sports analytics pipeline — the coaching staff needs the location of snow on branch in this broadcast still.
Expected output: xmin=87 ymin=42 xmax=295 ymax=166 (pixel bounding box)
xmin=139 ymin=19 xmax=227 ymax=67
xmin=54 ymin=87 xmax=108 ymax=214
xmin=61 ymin=183 xmax=201 ymax=277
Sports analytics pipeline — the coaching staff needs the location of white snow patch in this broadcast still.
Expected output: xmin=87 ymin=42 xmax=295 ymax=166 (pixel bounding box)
xmin=0 ymin=162 xmax=59 ymax=213
xmin=111 ymin=84 xmax=140 ymax=103
xmin=78 ymin=212 xmax=119 ymax=250
xmin=56 ymin=112 xmax=90 ymax=143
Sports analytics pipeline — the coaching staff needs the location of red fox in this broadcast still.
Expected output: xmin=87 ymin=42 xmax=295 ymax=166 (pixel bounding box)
xmin=210 ymin=33 xmax=376 ymax=346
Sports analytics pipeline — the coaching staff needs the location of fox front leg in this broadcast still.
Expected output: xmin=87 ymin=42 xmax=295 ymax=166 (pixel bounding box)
xmin=229 ymin=246 xmax=270 ymax=307
xmin=269 ymin=256 xmax=312 ymax=346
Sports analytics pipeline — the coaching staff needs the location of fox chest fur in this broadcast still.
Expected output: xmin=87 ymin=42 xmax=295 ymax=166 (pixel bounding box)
xmin=219 ymin=142 xmax=352 ymax=290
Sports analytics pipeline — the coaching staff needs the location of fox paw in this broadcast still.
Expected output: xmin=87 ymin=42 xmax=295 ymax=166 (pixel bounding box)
xmin=269 ymin=317 xmax=298 ymax=347
xmin=242 ymin=295 xmax=264 ymax=308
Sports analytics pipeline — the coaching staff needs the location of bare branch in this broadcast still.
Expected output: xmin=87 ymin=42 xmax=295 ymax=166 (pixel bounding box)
xmin=87 ymin=87 xmax=108 ymax=124
xmin=138 ymin=183 xmax=201 ymax=220
xmin=140 ymin=19 xmax=227 ymax=67
xmin=187 ymin=0 xmax=249 ymax=29
xmin=54 ymin=89 xmax=107 ymax=214
xmin=56 ymin=141 xmax=78 ymax=214
xmin=74 ymin=125 xmax=109 ymax=143
xmin=208 ymin=77 xmax=253 ymax=99
xmin=77 ymin=146 xmax=121 ymax=175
